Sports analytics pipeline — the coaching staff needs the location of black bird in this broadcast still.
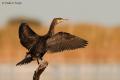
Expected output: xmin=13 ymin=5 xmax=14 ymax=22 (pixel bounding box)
xmin=16 ymin=18 xmax=88 ymax=66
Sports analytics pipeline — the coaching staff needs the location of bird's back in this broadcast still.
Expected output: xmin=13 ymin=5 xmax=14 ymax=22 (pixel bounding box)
xmin=29 ymin=37 xmax=48 ymax=57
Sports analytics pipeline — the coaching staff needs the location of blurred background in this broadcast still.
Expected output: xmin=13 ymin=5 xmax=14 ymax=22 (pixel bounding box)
xmin=0 ymin=0 xmax=120 ymax=80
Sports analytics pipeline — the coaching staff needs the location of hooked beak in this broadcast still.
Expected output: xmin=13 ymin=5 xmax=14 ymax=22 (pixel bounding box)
xmin=60 ymin=19 xmax=69 ymax=23
xmin=63 ymin=19 xmax=69 ymax=20
xmin=56 ymin=18 xmax=69 ymax=25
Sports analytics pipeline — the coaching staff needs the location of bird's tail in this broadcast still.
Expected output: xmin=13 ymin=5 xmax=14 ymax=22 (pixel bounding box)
xmin=16 ymin=54 xmax=33 ymax=66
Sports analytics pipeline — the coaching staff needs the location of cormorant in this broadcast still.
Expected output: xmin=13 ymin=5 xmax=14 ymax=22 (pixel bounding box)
xmin=16 ymin=18 xmax=88 ymax=66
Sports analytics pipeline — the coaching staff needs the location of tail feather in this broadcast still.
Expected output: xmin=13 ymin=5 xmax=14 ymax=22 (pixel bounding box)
xmin=16 ymin=56 xmax=33 ymax=66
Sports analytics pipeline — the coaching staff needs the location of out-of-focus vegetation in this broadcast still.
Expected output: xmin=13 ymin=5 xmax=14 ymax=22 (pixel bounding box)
xmin=0 ymin=19 xmax=120 ymax=64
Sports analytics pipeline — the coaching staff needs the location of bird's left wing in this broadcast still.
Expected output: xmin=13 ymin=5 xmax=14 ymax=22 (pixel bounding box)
xmin=19 ymin=23 xmax=39 ymax=50
xmin=46 ymin=32 xmax=88 ymax=52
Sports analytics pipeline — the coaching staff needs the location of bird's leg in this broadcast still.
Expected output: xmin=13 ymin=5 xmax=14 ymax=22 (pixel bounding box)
xmin=40 ymin=57 xmax=43 ymax=60
xmin=37 ymin=58 xmax=40 ymax=65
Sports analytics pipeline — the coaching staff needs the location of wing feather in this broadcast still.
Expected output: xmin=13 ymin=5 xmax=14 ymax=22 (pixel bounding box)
xmin=19 ymin=23 xmax=39 ymax=50
xmin=47 ymin=32 xmax=88 ymax=52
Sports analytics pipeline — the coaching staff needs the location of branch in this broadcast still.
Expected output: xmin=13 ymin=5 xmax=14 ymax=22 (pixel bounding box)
xmin=33 ymin=60 xmax=48 ymax=80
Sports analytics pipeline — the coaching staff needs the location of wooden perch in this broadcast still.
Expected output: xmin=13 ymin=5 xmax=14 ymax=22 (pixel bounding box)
xmin=33 ymin=60 xmax=48 ymax=80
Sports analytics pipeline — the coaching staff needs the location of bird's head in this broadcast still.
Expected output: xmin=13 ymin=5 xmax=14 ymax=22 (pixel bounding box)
xmin=52 ymin=17 xmax=68 ymax=25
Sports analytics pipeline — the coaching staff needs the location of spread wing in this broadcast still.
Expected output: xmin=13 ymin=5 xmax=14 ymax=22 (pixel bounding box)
xmin=47 ymin=32 xmax=88 ymax=52
xmin=19 ymin=23 xmax=39 ymax=50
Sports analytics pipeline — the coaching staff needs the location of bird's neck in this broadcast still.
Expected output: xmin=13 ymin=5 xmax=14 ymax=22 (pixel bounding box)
xmin=47 ymin=20 xmax=56 ymax=36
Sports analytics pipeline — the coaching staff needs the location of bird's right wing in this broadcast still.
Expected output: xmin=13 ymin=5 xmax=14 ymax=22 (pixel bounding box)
xmin=46 ymin=32 xmax=88 ymax=52
xmin=19 ymin=23 xmax=39 ymax=50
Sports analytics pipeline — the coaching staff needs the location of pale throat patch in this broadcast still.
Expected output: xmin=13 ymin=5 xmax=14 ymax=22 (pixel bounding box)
xmin=57 ymin=20 xmax=64 ymax=24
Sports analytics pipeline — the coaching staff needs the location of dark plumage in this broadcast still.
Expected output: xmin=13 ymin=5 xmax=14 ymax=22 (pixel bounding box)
xmin=16 ymin=18 xmax=88 ymax=66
